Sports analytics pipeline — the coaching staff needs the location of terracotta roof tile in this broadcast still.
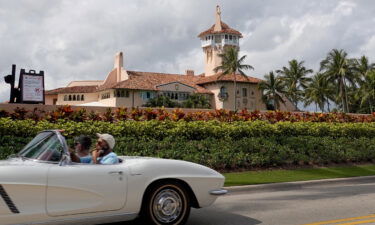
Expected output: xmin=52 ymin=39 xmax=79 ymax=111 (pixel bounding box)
xmin=196 ymin=73 xmax=262 ymax=85
xmin=100 ymin=71 xmax=213 ymax=94
xmin=198 ymin=21 xmax=243 ymax=38
xmin=45 ymin=85 xmax=98 ymax=95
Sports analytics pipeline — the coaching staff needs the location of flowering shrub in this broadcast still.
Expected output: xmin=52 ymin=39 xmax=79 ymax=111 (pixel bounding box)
xmin=1 ymin=106 xmax=374 ymax=123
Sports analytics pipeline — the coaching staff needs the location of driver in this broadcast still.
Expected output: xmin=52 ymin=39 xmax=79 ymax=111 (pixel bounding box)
xmin=91 ymin=133 xmax=119 ymax=165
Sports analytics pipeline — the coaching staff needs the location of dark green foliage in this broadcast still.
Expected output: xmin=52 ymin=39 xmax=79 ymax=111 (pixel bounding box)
xmin=0 ymin=118 xmax=374 ymax=170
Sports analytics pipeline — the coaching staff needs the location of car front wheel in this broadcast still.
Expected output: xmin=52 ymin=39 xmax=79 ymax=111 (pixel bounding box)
xmin=143 ymin=181 xmax=191 ymax=225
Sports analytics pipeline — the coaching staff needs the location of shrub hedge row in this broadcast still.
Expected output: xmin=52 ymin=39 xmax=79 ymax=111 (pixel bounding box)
xmin=1 ymin=118 xmax=374 ymax=170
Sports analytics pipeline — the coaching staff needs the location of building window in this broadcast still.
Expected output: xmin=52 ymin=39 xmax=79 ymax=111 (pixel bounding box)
xmin=242 ymin=88 xmax=247 ymax=97
xmin=64 ymin=95 xmax=67 ymax=101
xmin=101 ymin=92 xmax=110 ymax=99
xmin=218 ymin=86 xmax=228 ymax=101
xmin=69 ymin=95 xmax=72 ymax=101
xmin=229 ymin=35 xmax=232 ymax=40
xmin=73 ymin=95 xmax=76 ymax=101
xmin=115 ymin=89 xmax=129 ymax=98
xmin=77 ymin=95 xmax=80 ymax=101
xmin=225 ymin=34 xmax=228 ymax=39
xmin=81 ymin=95 xmax=84 ymax=101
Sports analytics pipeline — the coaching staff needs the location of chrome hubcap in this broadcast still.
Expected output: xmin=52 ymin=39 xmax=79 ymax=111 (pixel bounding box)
xmin=153 ymin=188 xmax=183 ymax=223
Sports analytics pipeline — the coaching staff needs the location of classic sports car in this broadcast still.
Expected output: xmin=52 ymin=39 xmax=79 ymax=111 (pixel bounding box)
xmin=0 ymin=130 xmax=227 ymax=225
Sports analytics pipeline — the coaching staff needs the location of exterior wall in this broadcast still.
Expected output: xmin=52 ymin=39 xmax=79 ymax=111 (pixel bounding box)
xmin=56 ymin=92 xmax=99 ymax=105
xmin=156 ymin=82 xmax=195 ymax=92
xmin=45 ymin=94 xmax=58 ymax=105
xmin=203 ymin=82 xmax=267 ymax=111
xmin=67 ymin=81 xmax=103 ymax=87
xmin=204 ymin=46 xmax=223 ymax=76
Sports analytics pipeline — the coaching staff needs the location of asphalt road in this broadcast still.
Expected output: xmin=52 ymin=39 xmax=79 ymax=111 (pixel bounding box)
xmin=106 ymin=177 xmax=375 ymax=225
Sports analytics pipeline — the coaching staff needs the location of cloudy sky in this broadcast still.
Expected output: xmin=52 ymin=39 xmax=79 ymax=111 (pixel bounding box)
xmin=1 ymin=0 xmax=375 ymax=103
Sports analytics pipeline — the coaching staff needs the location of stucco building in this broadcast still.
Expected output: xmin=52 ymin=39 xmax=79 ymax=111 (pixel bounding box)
xmin=45 ymin=6 xmax=295 ymax=111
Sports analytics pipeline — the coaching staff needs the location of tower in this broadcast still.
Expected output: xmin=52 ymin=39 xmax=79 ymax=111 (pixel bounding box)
xmin=198 ymin=5 xmax=243 ymax=76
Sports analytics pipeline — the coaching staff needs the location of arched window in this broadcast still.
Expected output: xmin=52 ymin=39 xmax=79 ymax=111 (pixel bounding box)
xmin=68 ymin=95 xmax=72 ymax=101
xmin=220 ymin=86 xmax=227 ymax=94
xmin=73 ymin=95 xmax=76 ymax=101
xmin=77 ymin=95 xmax=80 ymax=101
xmin=81 ymin=95 xmax=84 ymax=101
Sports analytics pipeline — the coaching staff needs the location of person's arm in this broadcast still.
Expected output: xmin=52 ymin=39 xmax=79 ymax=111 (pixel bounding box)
xmin=69 ymin=148 xmax=81 ymax=163
xmin=92 ymin=150 xmax=100 ymax=164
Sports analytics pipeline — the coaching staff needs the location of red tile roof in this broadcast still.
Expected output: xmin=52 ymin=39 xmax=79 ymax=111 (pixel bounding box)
xmin=198 ymin=21 xmax=243 ymax=38
xmin=45 ymin=85 xmax=98 ymax=95
xmin=196 ymin=73 xmax=262 ymax=85
xmin=105 ymin=71 xmax=213 ymax=94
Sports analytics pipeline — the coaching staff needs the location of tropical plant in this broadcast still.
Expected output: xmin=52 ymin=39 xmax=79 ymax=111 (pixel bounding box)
xmin=143 ymin=95 xmax=180 ymax=108
xmin=258 ymin=71 xmax=287 ymax=110
xmin=214 ymin=47 xmax=254 ymax=111
xmin=304 ymin=73 xmax=332 ymax=112
xmin=277 ymin=59 xmax=313 ymax=109
xmin=182 ymin=94 xmax=211 ymax=109
xmin=359 ymin=70 xmax=375 ymax=113
xmin=320 ymin=49 xmax=356 ymax=112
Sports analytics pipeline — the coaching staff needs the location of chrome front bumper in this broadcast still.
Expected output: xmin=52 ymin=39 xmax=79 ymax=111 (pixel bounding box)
xmin=210 ymin=189 xmax=228 ymax=196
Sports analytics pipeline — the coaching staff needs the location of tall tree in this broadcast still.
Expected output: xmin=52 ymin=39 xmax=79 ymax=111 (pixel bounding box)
xmin=320 ymin=49 xmax=355 ymax=113
xmin=304 ymin=73 xmax=332 ymax=112
xmin=353 ymin=55 xmax=375 ymax=79
xmin=258 ymin=71 xmax=286 ymax=110
xmin=359 ymin=70 xmax=375 ymax=113
xmin=214 ymin=47 xmax=254 ymax=111
xmin=277 ymin=59 xmax=313 ymax=109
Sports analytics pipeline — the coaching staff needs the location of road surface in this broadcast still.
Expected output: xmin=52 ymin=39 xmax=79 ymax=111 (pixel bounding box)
xmin=105 ymin=177 xmax=375 ymax=225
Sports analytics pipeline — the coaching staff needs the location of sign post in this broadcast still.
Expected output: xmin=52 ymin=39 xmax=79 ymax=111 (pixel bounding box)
xmin=3 ymin=65 xmax=45 ymax=104
xmin=18 ymin=69 xmax=45 ymax=104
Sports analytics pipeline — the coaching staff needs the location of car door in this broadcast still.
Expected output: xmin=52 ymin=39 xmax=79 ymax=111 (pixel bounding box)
xmin=46 ymin=163 xmax=127 ymax=217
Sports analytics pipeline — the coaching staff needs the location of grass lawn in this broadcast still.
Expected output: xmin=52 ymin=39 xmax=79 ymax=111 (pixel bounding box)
xmin=224 ymin=164 xmax=375 ymax=186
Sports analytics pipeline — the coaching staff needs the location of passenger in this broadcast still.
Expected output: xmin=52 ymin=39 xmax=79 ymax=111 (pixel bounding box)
xmin=92 ymin=133 xmax=119 ymax=165
xmin=69 ymin=135 xmax=92 ymax=163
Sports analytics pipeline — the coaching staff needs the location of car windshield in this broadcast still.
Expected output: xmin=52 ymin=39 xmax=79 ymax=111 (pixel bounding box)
xmin=18 ymin=131 xmax=65 ymax=162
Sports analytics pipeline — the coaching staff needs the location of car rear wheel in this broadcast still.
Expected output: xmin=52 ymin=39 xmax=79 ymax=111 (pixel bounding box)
xmin=143 ymin=181 xmax=191 ymax=225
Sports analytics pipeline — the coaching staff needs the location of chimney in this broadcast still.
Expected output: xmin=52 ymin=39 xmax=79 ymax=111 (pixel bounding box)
xmin=185 ymin=70 xmax=194 ymax=76
xmin=114 ymin=52 xmax=123 ymax=69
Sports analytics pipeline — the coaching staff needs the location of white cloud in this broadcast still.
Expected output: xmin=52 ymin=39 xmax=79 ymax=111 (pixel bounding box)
xmin=1 ymin=0 xmax=375 ymax=103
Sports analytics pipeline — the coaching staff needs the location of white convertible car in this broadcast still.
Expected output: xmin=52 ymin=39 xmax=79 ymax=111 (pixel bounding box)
xmin=0 ymin=130 xmax=227 ymax=225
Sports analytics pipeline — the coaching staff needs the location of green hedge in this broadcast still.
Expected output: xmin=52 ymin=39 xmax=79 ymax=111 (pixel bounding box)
xmin=1 ymin=118 xmax=375 ymax=170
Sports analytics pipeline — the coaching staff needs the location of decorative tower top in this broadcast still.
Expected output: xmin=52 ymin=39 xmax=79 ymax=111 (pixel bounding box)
xmin=198 ymin=6 xmax=243 ymax=76
xmin=214 ymin=5 xmax=222 ymax=31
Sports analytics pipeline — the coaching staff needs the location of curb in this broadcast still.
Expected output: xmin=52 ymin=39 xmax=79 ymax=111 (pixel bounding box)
xmin=225 ymin=175 xmax=375 ymax=194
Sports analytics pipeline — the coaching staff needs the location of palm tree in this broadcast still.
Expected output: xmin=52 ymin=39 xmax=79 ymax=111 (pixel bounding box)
xmin=359 ymin=70 xmax=375 ymax=113
xmin=304 ymin=73 xmax=332 ymax=112
xmin=214 ymin=47 xmax=254 ymax=111
xmin=320 ymin=49 xmax=355 ymax=113
xmin=258 ymin=71 xmax=286 ymax=110
xmin=353 ymin=55 xmax=375 ymax=79
xmin=277 ymin=59 xmax=313 ymax=109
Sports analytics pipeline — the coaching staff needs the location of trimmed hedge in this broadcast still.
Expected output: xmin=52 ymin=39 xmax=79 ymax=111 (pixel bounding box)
xmin=0 ymin=118 xmax=374 ymax=170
